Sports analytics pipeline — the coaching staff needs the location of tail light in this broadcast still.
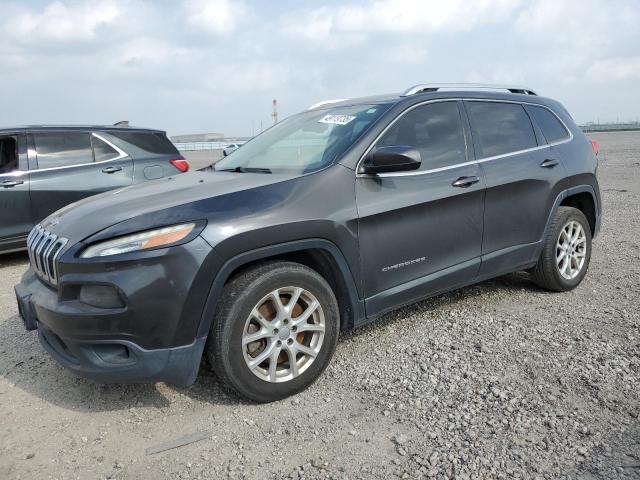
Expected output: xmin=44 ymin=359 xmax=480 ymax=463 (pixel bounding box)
xmin=170 ymin=157 xmax=189 ymax=173
xmin=590 ymin=140 xmax=599 ymax=156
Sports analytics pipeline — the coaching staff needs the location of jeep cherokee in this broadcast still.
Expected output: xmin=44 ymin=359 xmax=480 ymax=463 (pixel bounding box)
xmin=15 ymin=84 xmax=601 ymax=402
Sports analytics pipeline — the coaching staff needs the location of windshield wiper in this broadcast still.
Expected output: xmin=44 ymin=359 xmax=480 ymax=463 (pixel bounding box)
xmin=217 ymin=166 xmax=272 ymax=174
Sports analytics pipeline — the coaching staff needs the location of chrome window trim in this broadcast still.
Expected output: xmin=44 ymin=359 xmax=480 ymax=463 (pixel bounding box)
xmin=0 ymin=170 xmax=28 ymax=178
xmin=355 ymin=98 xmax=573 ymax=179
xmin=26 ymin=132 xmax=129 ymax=174
xmin=92 ymin=132 xmax=128 ymax=162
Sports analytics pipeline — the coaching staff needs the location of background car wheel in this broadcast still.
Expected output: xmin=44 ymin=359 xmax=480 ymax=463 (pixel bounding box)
xmin=206 ymin=261 xmax=339 ymax=402
xmin=530 ymin=206 xmax=592 ymax=292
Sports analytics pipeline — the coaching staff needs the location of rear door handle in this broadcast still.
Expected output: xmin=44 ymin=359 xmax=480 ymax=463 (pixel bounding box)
xmin=452 ymin=175 xmax=480 ymax=188
xmin=1 ymin=180 xmax=24 ymax=188
xmin=540 ymin=158 xmax=559 ymax=168
xmin=102 ymin=166 xmax=122 ymax=174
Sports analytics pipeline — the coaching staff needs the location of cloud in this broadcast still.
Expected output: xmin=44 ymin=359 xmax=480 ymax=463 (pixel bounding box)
xmin=587 ymin=56 xmax=640 ymax=82
xmin=283 ymin=0 xmax=523 ymax=43
xmin=0 ymin=0 xmax=638 ymax=133
xmin=515 ymin=0 xmax=640 ymax=52
xmin=115 ymin=38 xmax=191 ymax=69
xmin=5 ymin=0 xmax=121 ymax=44
xmin=185 ymin=0 xmax=249 ymax=36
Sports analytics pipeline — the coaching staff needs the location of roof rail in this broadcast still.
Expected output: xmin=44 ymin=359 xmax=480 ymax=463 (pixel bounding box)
xmin=401 ymin=83 xmax=537 ymax=96
xmin=307 ymin=99 xmax=349 ymax=110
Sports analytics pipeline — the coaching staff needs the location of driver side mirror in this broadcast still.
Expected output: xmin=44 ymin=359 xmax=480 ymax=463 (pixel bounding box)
xmin=360 ymin=145 xmax=421 ymax=174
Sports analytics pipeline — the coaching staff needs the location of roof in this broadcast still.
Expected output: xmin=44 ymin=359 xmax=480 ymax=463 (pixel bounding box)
xmin=0 ymin=125 xmax=165 ymax=134
xmin=307 ymin=83 xmax=552 ymax=111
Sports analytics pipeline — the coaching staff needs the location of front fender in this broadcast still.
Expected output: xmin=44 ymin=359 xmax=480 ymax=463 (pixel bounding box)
xmin=195 ymin=239 xmax=365 ymax=339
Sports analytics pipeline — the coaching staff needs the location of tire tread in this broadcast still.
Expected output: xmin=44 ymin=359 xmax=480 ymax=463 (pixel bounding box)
xmin=205 ymin=261 xmax=339 ymax=402
xmin=531 ymin=206 xmax=591 ymax=292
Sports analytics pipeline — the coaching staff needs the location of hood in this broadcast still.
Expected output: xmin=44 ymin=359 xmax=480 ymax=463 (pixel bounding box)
xmin=40 ymin=171 xmax=294 ymax=243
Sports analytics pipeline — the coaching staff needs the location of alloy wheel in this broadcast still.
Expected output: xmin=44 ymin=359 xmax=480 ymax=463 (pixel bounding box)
xmin=242 ymin=287 xmax=325 ymax=383
xmin=556 ymin=220 xmax=587 ymax=280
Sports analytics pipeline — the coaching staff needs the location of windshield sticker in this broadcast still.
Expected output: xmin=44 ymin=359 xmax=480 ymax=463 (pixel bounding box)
xmin=318 ymin=114 xmax=356 ymax=126
xmin=366 ymin=108 xmax=377 ymax=114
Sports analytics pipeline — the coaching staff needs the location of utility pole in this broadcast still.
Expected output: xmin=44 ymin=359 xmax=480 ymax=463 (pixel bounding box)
xmin=271 ymin=99 xmax=278 ymax=125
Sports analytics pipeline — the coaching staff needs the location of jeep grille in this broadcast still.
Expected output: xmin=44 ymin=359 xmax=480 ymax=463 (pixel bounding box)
xmin=27 ymin=225 xmax=68 ymax=286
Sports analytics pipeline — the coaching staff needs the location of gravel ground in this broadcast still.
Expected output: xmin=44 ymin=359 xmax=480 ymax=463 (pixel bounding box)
xmin=1 ymin=131 xmax=638 ymax=480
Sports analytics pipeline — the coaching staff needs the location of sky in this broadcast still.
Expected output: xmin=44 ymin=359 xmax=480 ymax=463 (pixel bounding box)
xmin=1 ymin=0 xmax=639 ymax=137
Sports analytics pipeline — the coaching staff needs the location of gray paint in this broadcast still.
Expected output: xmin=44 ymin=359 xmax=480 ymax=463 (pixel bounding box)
xmin=14 ymin=90 xmax=601 ymax=386
xmin=0 ymin=126 xmax=183 ymax=253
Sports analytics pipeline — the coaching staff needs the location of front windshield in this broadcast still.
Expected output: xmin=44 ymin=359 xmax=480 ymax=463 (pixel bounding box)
xmin=214 ymin=104 xmax=390 ymax=174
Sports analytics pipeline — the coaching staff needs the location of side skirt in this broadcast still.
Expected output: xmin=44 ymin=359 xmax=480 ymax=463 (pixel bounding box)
xmin=358 ymin=243 xmax=541 ymax=328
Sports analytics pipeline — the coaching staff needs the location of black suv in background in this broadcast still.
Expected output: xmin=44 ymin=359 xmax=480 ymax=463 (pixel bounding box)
xmin=15 ymin=85 xmax=601 ymax=402
xmin=0 ymin=125 xmax=188 ymax=253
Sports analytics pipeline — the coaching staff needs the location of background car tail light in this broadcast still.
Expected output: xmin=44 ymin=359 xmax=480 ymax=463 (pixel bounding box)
xmin=590 ymin=140 xmax=599 ymax=156
xmin=170 ymin=157 xmax=190 ymax=172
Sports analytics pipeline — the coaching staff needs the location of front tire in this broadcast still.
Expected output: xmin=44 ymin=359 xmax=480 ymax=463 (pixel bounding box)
xmin=530 ymin=206 xmax=592 ymax=292
xmin=206 ymin=261 xmax=339 ymax=402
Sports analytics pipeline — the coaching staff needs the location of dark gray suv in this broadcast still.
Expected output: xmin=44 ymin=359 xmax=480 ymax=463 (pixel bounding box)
xmin=15 ymin=85 xmax=601 ymax=402
xmin=0 ymin=125 xmax=189 ymax=254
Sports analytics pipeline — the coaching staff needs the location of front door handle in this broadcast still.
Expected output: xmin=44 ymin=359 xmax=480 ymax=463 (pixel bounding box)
xmin=1 ymin=180 xmax=24 ymax=188
xmin=452 ymin=175 xmax=480 ymax=188
xmin=102 ymin=166 xmax=122 ymax=174
xmin=540 ymin=158 xmax=559 ymax=168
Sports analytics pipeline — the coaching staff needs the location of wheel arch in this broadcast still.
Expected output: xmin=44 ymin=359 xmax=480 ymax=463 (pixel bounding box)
xmin=535 ymin=184 xmax=600 ymax=260
xmin=196 ymin=239 xmax=364 ymax=340
xmin=560 ymin=190 xmax=597 ymax=236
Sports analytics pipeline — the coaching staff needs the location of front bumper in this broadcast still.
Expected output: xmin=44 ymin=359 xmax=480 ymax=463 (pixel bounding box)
xmin=14 ymin=236 xmax=219 ymax=386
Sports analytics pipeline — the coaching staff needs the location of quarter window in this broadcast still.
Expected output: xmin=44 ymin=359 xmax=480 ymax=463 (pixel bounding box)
xmin=34 ymin=133 xmax=93 ymax=169
xmin=466 ymin=102 xmax=537 ymax=158
xmin=108 ymin=131 xmax=179 ymax=154
xmin=528 ymin=105 xmax=569 ymax=143
xmin=376 ymin=102 xmax=466 ymax=170
xmin=92 ymin=136 xmax=121 ymax=162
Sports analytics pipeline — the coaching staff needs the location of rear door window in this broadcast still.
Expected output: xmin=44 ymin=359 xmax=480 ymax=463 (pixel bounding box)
xmin=528 ymin=105 xmax=570 ymax=143
xmin=466 ymin=102 xmax=537 ymax=158
xmin=92 ymin=135 xmax=122 ymax=162
xmin=34 ymin=132 xmax=93 ymax=169
xmin=0 ymin=136 xmax=18 ymax=174
xmin=377 ymin=101 xmax=467 ymax=170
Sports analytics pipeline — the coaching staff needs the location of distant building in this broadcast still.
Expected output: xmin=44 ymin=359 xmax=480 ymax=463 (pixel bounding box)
xmin=579 ymin=122 xmax=640 ymax=132
xmin=170 ymin=132 xmax=224 ymax=143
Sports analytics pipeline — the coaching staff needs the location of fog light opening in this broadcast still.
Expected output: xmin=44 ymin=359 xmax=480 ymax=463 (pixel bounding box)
xmin=93 ymin=344 xmax=132 ymax=365
xmin=78 ymin=285 xmax=125 ymax=309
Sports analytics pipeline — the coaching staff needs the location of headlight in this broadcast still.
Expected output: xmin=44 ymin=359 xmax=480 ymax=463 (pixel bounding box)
xmin=80 ymin=223 xmax=196 ymax=258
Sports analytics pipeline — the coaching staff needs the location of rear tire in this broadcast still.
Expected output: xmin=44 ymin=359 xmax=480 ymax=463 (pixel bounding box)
xmin=530 ymin=206 xmax=592 ymax=292
xmin=206 ymin=261 xmax=339 ymax=403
